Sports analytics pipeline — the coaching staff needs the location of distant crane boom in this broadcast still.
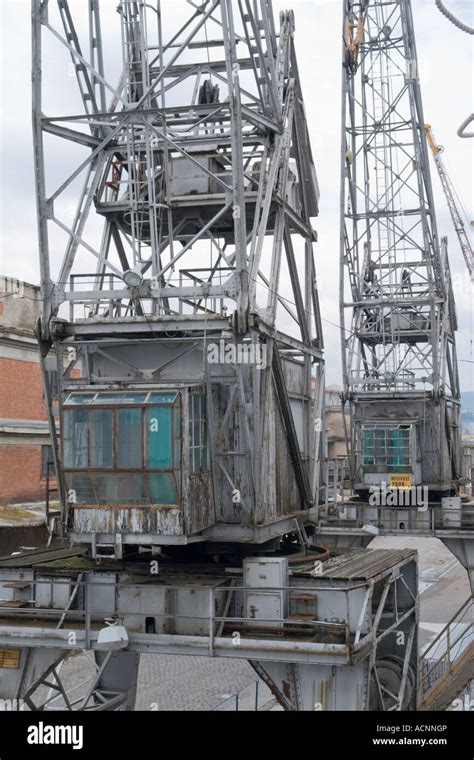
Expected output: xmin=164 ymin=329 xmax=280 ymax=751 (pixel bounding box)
xmin=425 ymin=124 xmax=474 ymax=281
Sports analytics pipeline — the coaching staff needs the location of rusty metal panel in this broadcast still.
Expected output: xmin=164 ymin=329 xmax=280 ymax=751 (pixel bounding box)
xmin=185 ymin=473 xmax=213 ymax=534
xmin=259 ymin=380 xmax=301 ymax=523
xmin=281 ymin=357 xmax=306 ymax=396
xmin=172 ymin=585 xmax=227 ymax=636
xmin=258 ymin=384 xmax=277 ymax=523
xmin=211 ymin=382 xmax=243 ymax=525
xmin=72 ymin=507 xmax=183 ymax=536
xmin=118 ymin=585 xmax=170 ymax=633
xmin=275 ymin=397 xmax=301 ymax=517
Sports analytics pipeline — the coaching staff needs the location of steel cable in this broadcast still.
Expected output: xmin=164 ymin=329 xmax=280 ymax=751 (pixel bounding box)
xmin=435 ymin=0 xmax=474 ymax=34
xmin=435 ymin=2 xmax=474 ymax=138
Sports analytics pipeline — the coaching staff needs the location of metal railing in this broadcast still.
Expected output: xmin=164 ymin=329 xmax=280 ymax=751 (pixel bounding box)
xmin=213 ymin=680 xmax=261 ymax=711
xmin=0 ymin=573 xmax=368 ymax=654
xmin=419 ymin=594 xmax=473 ymax=700
xmin=319 ymin=502 xmax=474 ymax=533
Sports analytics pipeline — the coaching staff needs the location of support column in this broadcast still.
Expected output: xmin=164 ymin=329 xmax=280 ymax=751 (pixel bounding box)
xmin=93 ymin=651 xmax=140 ymax=711
xmin=251 ymin=660 xmax=370 ymax=710
xmin=0 ymin=648 xmax=140 ymax=711
xmin=440 ymin=538 xmax=474 ymax=593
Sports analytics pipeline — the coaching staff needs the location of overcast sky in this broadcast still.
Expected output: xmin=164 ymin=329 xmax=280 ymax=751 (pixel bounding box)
xmin=0 ymin=0 xmax=473 ymax=391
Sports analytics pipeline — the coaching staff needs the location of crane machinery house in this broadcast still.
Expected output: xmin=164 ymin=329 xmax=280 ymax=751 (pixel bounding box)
xmin=33 ymin=0 xmax=324 ymax=557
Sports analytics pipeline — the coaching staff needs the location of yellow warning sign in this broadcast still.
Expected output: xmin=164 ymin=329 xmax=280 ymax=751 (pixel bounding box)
xmin=389 ymin=473 xmax=412 ymax=489
xmin=0 ymin=649 xmax=20 ymax=669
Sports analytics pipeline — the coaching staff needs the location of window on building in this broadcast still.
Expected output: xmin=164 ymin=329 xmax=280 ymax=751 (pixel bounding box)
xmin=63 ymin=408 xmax=88 ymax=468
xmin=188 ymin=392 xmax=208 ymax=473
xmin=62 ymin=391 xmax=181 ymax=505
xmin=363 ymin=424 xmax=411 ymax=471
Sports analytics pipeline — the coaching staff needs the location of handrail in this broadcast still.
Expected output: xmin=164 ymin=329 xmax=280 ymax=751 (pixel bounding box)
xmin=321 ymin=502 xmax=474 ymax=533
xmin=213 ymin=680 xmax=261 ymax=711
xmin=419 ymin=594 xmax=473 ymax=699
xmin=422 ymin=594 xmax=473 ymax=662
xmin=0 ymin=575 xmax=353 ymax=648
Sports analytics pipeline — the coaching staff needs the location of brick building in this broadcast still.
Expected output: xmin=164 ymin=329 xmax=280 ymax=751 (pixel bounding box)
xmin=0 ymin=277 xmax=52 ymax=504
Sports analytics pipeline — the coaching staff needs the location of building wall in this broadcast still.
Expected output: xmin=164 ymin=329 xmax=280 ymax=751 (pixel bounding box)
xmin=0 ymin=356 xmax=46 ymax=421
xmin=0 ymin=278 xmax=53 ymax=504
xmin=0 ymin=445 xmax=44 ymax=503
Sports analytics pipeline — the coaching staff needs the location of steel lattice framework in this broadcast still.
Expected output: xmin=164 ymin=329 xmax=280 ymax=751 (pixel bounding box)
xmin=32 ymin=0 xmax=324 ymax=548
xmin=339 ymin=0 xmax=460 ymax=493
xmin=33 ymin=0 xmax=321 ymax=339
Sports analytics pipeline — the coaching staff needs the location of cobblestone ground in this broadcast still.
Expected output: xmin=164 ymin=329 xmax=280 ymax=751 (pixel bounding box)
xmin=32 ymin=652 xmax=276 ymax=712
xmin=136 ymin=654 xmax=274 ymax=711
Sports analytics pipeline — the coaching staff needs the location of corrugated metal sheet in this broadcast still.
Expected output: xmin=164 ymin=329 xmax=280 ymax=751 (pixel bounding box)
xmin=320 ymin=549 xmax=416 ymax=580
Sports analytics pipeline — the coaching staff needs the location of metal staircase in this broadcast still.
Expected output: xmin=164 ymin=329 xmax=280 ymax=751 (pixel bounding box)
xmin=419 ymin=595 xmax=473 ymax=711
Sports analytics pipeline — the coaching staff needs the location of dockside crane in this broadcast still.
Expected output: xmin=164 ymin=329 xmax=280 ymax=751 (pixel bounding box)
xmin=32 ymin=0 xmax=325 ymax=559
xmin=339 ymin=0 xmax=461 ymax=499
xmin=0 ymin=0 xmax=424 ymax=715
xmin=425 ymin=124 xmax=474 ymax=282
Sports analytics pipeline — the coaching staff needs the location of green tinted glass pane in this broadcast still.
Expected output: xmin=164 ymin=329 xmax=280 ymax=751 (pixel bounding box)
xmin=117 ymin=408 xmax=142 ymax=467
xmin=94 ymin=393 xmax=146 ymax=404
xmin=65 ymin=472 xmax=94 ymax=503
xmin=93 ymin=473 xmax=146 ymax=504
xmin=389 ymin=429 xmax=410 ymax=472
xmin=148 ymin=392 xmax=178 ymax=404
xmin=90 ymin=409 xmax=113 ymax=467
xmin=92 ymin=473 xmax=147 ymax=504
xmin=65 ymin=394 xmax=95 ymax=405
xmin=146 ymin=406 xmax=172 ymax=468
xmin=148 ymin=473 xmax=178 ymax=504
xmin=174 ymin=439 xmax=180 ymax=467
xmin=63 ymin=409 xmax=88 ymax=468
xmin=363 ymin=428 xmax=374 ymax=465
xmin=173 ymin=406 xmax=181 ymax=437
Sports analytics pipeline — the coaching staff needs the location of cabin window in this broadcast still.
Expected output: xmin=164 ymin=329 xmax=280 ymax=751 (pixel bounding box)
xmin=117 ymin=408 xmax=142 ymax=468
xmin=363 ymin=424 xmax=411 ymax=471
xmin=188 ymin=392 xmax=208 ymax=473
xmin=62 ymin=391 xmax=181 ymax=505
